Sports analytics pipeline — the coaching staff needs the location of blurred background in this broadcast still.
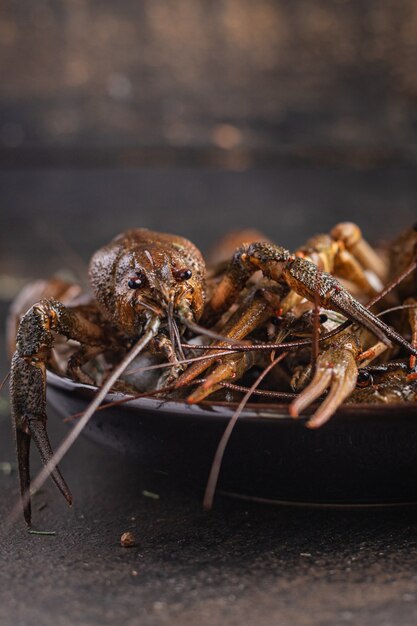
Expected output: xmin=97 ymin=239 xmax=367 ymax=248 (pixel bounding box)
xmin=1 ymin=0 xmax=417 ymax=284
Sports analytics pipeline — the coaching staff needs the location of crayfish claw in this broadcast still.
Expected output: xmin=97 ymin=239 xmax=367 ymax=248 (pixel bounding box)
xmin=15 ymin=429 xmax=32 ymax=525
xmin=306 ymin=370 xmax=357 ymax=429
xmin=329 ymin=286 xmax=417 ymax=358
xmin=290 ymin=333 xmax=361 ymax=429
xmin=289 ymin=368 xmax=332 ymax=419
xmin=29 ymin=419 xmax=73 ymax=508
xmin=14 ymin=418 xmax=73 ymax=526
xmin=284 ymin=256 xmax=417 ymax=356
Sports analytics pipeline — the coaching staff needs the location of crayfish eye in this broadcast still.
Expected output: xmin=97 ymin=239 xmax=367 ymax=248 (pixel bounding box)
xmin=357 ymin=370 xmax=373 ymax=388
xmin=128 ymin=272 xmax=146 ymax=289
xmin=174 ymin=268 xmax=192 ymax=282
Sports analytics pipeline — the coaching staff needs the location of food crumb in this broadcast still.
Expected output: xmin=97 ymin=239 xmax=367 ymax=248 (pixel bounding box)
xmin=0 ymin=461 xmax=13 ymax=475
xmin=120 ymin=531 xmax=136 ymax=548
xmin=142 ymin=490 xmax=160 ymax=500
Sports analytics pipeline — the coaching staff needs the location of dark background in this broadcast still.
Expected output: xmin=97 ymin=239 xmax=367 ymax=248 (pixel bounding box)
xmin=2 ymin=0 xmax=417 ymax=158
xmin=1 ymin=0 xmax=417 ymax=278
xmin=1 ymin=2 xmax=417 ymax=625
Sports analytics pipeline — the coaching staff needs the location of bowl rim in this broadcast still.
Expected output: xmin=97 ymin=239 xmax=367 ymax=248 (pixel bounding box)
xmin=47 ymin=370 xmax=417 ymax=425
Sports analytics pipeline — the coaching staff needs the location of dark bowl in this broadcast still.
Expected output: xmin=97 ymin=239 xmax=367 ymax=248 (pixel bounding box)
xmin=47 ymin=371 xmax=417 ymax=506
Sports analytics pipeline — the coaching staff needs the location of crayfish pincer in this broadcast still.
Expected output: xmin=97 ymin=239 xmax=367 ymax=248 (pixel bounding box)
xmin=10 ymin=229 xmax=206 ymax=524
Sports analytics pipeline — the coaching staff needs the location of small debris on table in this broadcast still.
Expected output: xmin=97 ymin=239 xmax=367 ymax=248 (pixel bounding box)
xmin=142 ymin=490 xmax=160 ymax=500
xmin=0 ymin=461 xmax=14 ymax=476
xmin=120 ymin=531 xmax=136 ymax=548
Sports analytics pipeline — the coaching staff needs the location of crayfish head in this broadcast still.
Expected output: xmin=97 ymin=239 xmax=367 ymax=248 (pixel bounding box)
xmin=89 ymin=228 xmax=206 ymax=337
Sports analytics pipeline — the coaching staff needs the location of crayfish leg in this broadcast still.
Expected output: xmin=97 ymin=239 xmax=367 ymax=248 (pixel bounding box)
xmin=201 ymin=242 xmax=289 ymax=326
xmin=333 ymin=248 xmax=380 ymax=297
xmin=187 ymin=352 xmax=256 ymax=404
xmin=356 ymin=340 xmax=388 ymax=367
xmin=330 ymin=222 xmax=388 ymax=282
xmin=178 ymin=290 xmax=273 ymax=394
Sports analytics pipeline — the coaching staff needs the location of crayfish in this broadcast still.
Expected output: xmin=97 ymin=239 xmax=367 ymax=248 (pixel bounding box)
xmin=7 ymin=223 xmax=417 ymax=524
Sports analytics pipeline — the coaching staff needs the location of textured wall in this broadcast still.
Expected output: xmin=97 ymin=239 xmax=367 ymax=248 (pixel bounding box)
xmin=1 ymin=0 xmax=417 ymax=160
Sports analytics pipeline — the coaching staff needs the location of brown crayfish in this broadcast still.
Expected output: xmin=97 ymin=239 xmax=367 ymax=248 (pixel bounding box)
xmin=8 ymin=224 xmax=417 ymax=524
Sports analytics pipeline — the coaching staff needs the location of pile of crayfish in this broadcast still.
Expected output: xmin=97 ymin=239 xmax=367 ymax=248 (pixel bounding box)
xmin=7 ymin=222 xmax=417 ymax=523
